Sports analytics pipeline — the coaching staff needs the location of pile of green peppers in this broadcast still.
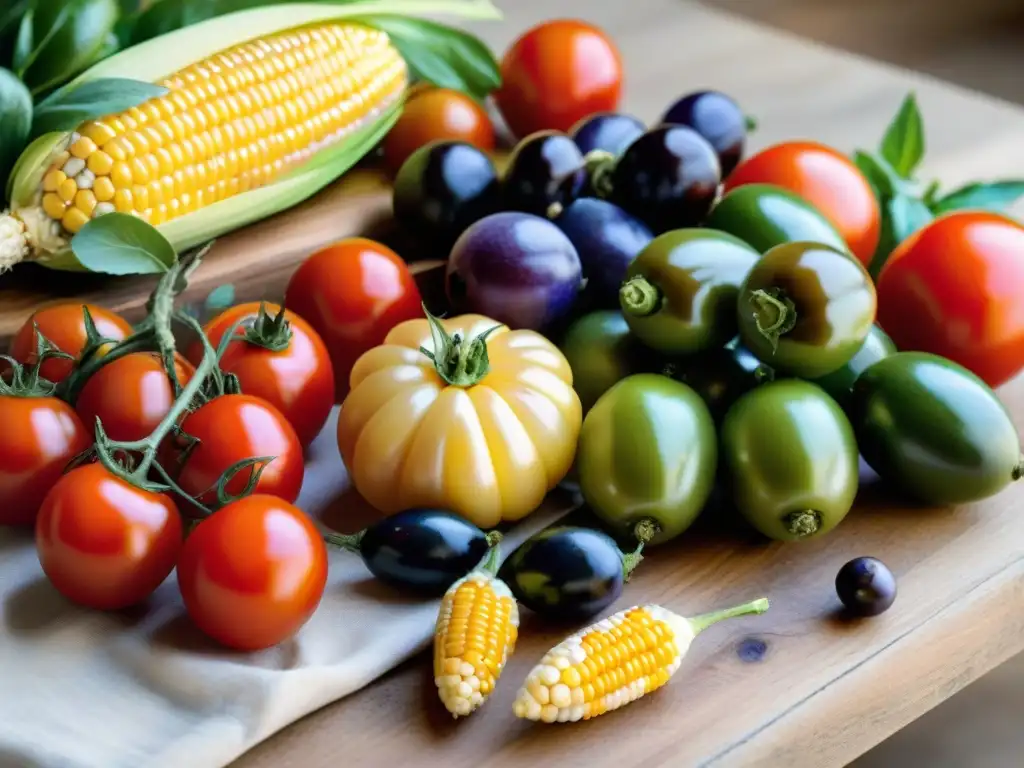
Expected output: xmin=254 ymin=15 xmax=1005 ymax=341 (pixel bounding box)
xmin=558 ymin=195 xmax=1024 ymax=547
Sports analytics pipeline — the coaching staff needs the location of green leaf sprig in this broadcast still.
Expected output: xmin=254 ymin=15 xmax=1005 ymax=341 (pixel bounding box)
xmin=854 ymin=92 xmax=1024 ymax=278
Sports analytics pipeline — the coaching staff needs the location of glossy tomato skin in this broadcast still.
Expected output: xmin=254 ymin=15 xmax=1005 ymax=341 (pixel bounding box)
xmin=284 ymin=238 xmax=423 ymax=400
xmin=172 ymin=394 xmax=305 ymax=505
xmin=724 ymin=142 xmax=881 ymax=266
xmin=176 ymin=495 xmax=328 ymax=651
xmin=0 ymin=396 xmax=91 ymax=526
xmin=189 ymin=303 xmax=335 ymax=447
xmin=75 ymin=352 xmax=194 ymax=442
xmin=10 ymin=303 xmax=133 ymax=383
xmin=495 ymin=19 xmax=622 ymax=138
xmin=382 ymin=87 xmax=495 ymax=176
xmin=36 ymin=463 xmax=182 ymax=610
xmin=876 ymin=211 xmax=1024 ymax=388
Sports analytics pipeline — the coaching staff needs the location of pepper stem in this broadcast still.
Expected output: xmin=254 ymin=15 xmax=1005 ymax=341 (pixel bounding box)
xmin=619 ymin=276 xmax=662 ymax=317
xmin=687 ymin=597 xmax=770 ymax=636
xmin=479 ymin=535 xmax=503 ymax=577
xmin=621 ymin=519 xmax=659 ymax=582
xmin=784 ymin=510 xmax=822 ymax=538
xmin=418 ymin=303 xmax=502 ymax=387
xmin=748 ymin=288 xmax=797 ymax=353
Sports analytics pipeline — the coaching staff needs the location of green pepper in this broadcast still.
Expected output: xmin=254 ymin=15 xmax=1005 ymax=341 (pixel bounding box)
xmin=618 ymin=229 xmax=760 ymax=355
xmin=720 ymin=380 xmax=859 ymax=542
xmin=577 ymin=373 xmax=717 ymax=545
xmin=705 ymin=183 xmax=849 ymax=255
xmin=737 ymin=241 xmax=876 ymax=378
xmin=810 ymin=325 xmax=896 ymax=406
xmin=663 ymin=338 xmax=773 ymax=422
xmin=850 ymin=352 xmax=1023 ymax=505
xmin=558 ymin=310 xmax=660 ymax=415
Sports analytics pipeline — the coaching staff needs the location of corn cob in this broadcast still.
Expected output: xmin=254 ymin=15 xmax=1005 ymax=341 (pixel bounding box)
xmin=434 ymin=544 xmax=519 ymax=718
xmin=513 ymin=598 xmax=769 ymax=723
xmin=3 ymin=2 xmax=508 ymax=272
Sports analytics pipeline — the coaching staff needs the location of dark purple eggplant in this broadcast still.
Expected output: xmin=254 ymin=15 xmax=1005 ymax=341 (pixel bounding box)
xmin=661 ymin=90 xmax=747 ymax=177
xmin=502 ymin=130 xmax=586 ymax=218
xmin=570 ymin=112 xmax=645 ymax=157
xmin=554 ymin=198 xmax=653 ymax=308
xmin=446 ymin=211 xmax=583 ymax=331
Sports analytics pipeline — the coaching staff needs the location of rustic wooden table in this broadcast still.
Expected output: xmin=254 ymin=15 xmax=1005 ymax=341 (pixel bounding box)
xmin=4 ymin=1 xmax=1024 ymax=766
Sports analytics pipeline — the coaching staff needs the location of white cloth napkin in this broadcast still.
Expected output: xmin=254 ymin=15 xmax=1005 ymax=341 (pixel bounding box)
xmin=0 ymin=407 xmax=573 ymax=768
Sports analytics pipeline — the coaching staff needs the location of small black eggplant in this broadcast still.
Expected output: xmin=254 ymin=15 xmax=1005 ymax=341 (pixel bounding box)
xmin=327 ymin=508 xmax=493 ymax=595
xmin=498 ymin=525 xmax=646 ymax=622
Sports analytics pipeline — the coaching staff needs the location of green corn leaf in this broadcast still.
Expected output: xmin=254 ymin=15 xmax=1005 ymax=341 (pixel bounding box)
xmin=879 ymin=92 xmax=925 ymax=179
xmin=72 ymin=212 xmax=178 ymax=274
xmin=357 ymin=14 xmax=501 ymax=100
xmin=931 ymin=180 xmax=1024 ymax=215
xmin=0 ymin=69 xmax=33 ymax=206
xmin=31 ymin=77 xmax=169 ymax=137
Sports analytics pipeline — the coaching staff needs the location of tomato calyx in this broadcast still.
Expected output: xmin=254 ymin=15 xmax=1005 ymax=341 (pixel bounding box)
xmin=0 ymin=330 xmax=70 ymax=398
xmin=619 ymin=276 xmax=662 ymax=317
xmin=748 ymin=288 xmax=797 ymax=352
xmin=619 ymin=519 xmax=659 ymax=583
xmin=419 ymin=305 xmax=503 ymax=387
xmin=228 ymin=302 xmax=294 ymax=353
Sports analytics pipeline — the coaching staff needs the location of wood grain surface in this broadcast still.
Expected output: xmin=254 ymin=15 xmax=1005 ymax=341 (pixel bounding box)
xmin=5 ymin=0 xmax=1024 ymax=766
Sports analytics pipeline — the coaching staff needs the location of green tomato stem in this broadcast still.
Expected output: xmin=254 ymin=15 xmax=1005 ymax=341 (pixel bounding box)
xmin=235 ymin=302 xmax=293 ymax=353
xmin=687 ymin=597 xmax=770 ymax=636
xmin=784 ymin=510 xmax=822 ymax=538
xmin=621 ymin=520 xmax=660 ymax=582
xmin=583 ymin=150 xmax=616 ymax=199
xmin=323 ymin=530 xmax=364 ymax=553
xmin=749 ymin=288 xmax=797 ymax=353
xmin=0 ymin=329 xmax=70 ymax=398
xmin=418 ymin=303 xmax=502 ymax=387
xmin=619 ymin=276 xmax=662 ymax=317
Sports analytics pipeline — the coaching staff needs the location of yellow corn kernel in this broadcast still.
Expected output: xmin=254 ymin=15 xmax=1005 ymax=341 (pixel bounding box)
xmin=42 ymin=169 xmax=66 ymax=193
xmin=130 ymin=157 xmax=151 ymax=185
xmin=42 ymin=193 xmax=67 ymax=219
xmin=434 ymin=567 xmax=519 ymax=719
xmin=57 ymin=178 xmax=78 ymax=203
xmin=61 ymin=208 xmax=90 ymax=234
xmin=73 ymin=190 xmax=97 ymax=216
xmin=513 ymin=599 xmax=769 ymax=723
xmin=86 ymin=150 xmax=113 ymax=176
xmin=110 ymin=162 xmax=133 ymax=188
xmin=79 ymin=121 xmax=116 ymax=146
xmin=132 ymin=185 xmax=150 ymax=211
xmin=113 ymin=188 xmax=133 ymax=213
xmin=93 ymin=177 xmax=115 ymax=202
xmin=69 ymin=136 xmax=97 ymax=159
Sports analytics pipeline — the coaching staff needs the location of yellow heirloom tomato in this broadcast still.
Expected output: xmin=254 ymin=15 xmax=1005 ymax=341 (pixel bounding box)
xmin=337 ymin=308 xmax=582 ymax=528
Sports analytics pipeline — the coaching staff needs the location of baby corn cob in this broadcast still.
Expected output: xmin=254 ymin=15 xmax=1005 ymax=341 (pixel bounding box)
xmin=513 ymin=598 xmax=769 ymax=723
xmin=434 ymin=545 xmax=519 ymax=718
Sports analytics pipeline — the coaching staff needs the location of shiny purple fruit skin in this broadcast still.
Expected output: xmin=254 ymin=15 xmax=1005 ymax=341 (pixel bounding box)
xmin=446 ymin=212 xmax=583 ymax=331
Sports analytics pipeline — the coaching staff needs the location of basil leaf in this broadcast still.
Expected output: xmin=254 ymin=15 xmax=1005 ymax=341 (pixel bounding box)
xmin=853 ymin=150 xmax=898 ymax=198
xmin=0 ymin=0 xmax=33 ymax=68
xmin=931 ymin=180 xmax=1024 ymax=215
xmin=128 ymin=0 xmax=289 ymax=44
xmin=31 ymin=77 xmax=169 ymax=137
xmin=71 ymin=212 xmax=178 ymax=275
xmin=358 ymin=14 xmax=501 ymax=100
xmin=0 ymin=69 xmax=32 ymax=205
xmin=868 ymin=193 xmax=933 ymax=279
xmin=204 ymin=284 xmax=236 ymax=313
xmin=880 ymin=92 xmax=924 ymax=179
xmin=13 ymin=9 xmax=38 ymax=75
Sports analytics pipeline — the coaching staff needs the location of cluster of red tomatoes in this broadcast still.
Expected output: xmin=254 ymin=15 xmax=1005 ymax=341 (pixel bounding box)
xmin=2 ymin=237 xmax=424 ymax=651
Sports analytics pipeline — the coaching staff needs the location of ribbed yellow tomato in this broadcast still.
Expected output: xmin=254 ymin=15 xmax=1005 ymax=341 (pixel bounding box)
xmin=337 ymin=310 xmax=582 ymax=528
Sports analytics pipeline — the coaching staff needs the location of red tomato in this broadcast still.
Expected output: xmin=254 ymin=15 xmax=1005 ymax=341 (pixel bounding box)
xmin=0 ymin=395 xmax=91 ymax=526
xmin=186 ymin=303 xmax=334 ymax=447
xmin=75 ymin=352 xmax=195 ymax=442
xmin=877 ymin=211 xmax=1024 ymax=388
xmin=284 ymin=238 xmax=423 ymax=400
xmin=36 ymin=463 xmax=182 ymax=610
xmin=9 ymin=303 xmax=134 ymax=383
xmin=724 ymin=141 xmax=881 ymax=267
xmin=495 ymin=19 xmax=623 ymax=138
xmin=169 ymin=394 xmax=304 ymax=505
xmin=176 ymin=495 xmax=328 ymax=651
xmin=382 ymin=87 xmax=496 ymax=176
